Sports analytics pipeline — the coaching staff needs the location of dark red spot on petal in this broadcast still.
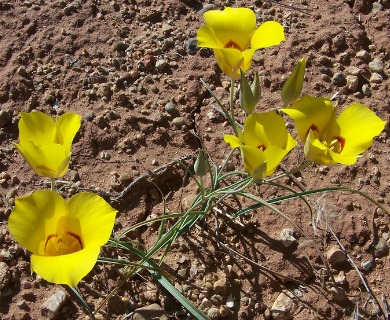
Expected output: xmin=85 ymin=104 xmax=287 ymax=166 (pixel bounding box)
xmin=224 ymin=40 xmax=241 ymax=51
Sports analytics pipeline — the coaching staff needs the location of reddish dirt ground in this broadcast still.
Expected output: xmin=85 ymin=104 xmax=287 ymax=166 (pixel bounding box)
xmin=0 ymin=1 xmax=389 ymax=319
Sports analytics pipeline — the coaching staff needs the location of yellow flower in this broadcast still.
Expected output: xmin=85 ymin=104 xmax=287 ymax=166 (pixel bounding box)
xmin=14 ymin=111 xmax=81 ymax=178
xmin=8 ymin=190 xmax=117 ymax=287
xmin=197 ymin=7 xmax=285 ymax=80
xmin=281 ymin=96 xmax=386 ymax=164
xmin=224 ymin=111 xmax=296 ymax=179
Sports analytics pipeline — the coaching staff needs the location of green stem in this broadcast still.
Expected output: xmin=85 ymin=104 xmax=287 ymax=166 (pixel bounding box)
xmin=199 ymin=175 xmax=205 ymax=200
xmin=266 ymin=160 xmax=313 ymax=182
xmin=50 ymin=178 xmax=55 ymax=191
xmin=229 ymin=78 xmax=239 ymax=136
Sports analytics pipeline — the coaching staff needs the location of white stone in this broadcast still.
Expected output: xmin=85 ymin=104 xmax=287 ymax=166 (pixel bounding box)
xmin=370 ymin=72 xmax=383 ymax=84
xmin=41 ymin=290 xmax=67 ymax=318
xmin=280 ymin=228 xmax=297 ymax=247
xmin=0 ymin=262 xmax=10 ymax=290
xmin=271 ymin=291 xmax=298 ymax=320
xmin=346 ymin=75 xmax=359 ymax=91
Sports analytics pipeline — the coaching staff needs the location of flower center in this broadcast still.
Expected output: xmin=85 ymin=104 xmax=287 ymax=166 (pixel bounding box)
xmin=44 ymin=232 xmax=83 ymax=256
xmin=325 ymin=136 xmax=345 ymax=153
xmin=257 ymin=144 xmax=266 ymax=151
xmin=306 ymin=125 xmax=345 ymax=154
xmin=224 ymin=40 xmax=242 ymax=51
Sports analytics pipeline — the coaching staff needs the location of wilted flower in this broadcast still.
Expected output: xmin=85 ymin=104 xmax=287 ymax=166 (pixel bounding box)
xmin=8 ymin=190 xmax=117 ymax=287
xmin=14 ymin=111 xmax=81 ymax=178
xmin=197 ymin=7 xmax=285 ymax=80
xmin=224 ymin=111 xmax=297 ymax=180
xmin=282 ymin=96 xmax=386 ymax=164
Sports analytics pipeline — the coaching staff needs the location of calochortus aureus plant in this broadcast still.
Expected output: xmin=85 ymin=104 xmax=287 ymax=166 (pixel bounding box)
xmin=224 ymin=111 xmax=297 ymax=180
xmin=9 ymin=110 xmax=118 ymax=290
xmin=197 ymin=7 xmax=285 ymax=79
xmin=282 ymin=96 xmax=386 ymax=165
xmin=8 ymin=190 xmax=117 ymax=287
xmin=14 ymin=111 xmax=81 ymax=178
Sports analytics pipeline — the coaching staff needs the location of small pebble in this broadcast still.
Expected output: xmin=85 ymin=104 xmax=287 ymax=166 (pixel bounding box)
xmin=184 ymin=38 xmax=198 ymax=55
xmin=271 ymin=291 xmax=297 ymax=320
xmin=0 ymin=110 xmax=11 ymax=128
xmin=361 ymin=259 xmax=373 ymax=271
xmin=199 ymin=298 xmax=212 ymax=310
xmin=100 ymin=152 xmax=111 ymax=160
xmin=332 ymin=72 xmax=345 ymax=85
xmin=368 ymin=58 xmax=383 ymax=73
xmin=332 ymin=34 xmax=345 ymax=49
xmin=155 ymin=59 xmax=168 ymax=70
xmin=329 ymin=286 xmax=348 ymax=303
xmin=171 ymin=117 xmax=185 ymax=127
xmin=374 ymin=238 xmax=389 ymax=257
xmin=41 ymin=290 xmax=67 ymax=318
xmin=177 ymin=268 xmax=187 ymax=278
xmin=207 ymin=307 xmax=221 ymax=320
xmin=213 ymin=277 xmax=228 ymax=295
xmin=279 ymin=228 xmax=297 ymax=247
xmin=347 ymin=66 xmax=361 ymax=76
xmin=0 ymin=262 xmax=10 ymax=290
xmin=226 ymin=295 xmax=234 ymax=308
xmin=362 ymin=84 xmax=371 ymax=96
xmin=326 ymin=245 xmax=346 ymax=266
xmin=334 ymin=271 xmax=346 ymax=285
xmin=356 ymin=50 xmax=369 ymax=60
xmin=84 ymin=111 xmax=95 ymax=121
xmin=113 ymin=41 xmax=128 ymax=52
xmin=220 ymin=305 xmax=233 ymax=317
xmin=164 ymin=102 xmax=176 ymax=114
xmin=17 ymin=66 xmax=30 ymax=78
xmin=346 ymin=75 xmax=359 ymax=91
xmin=370 ymin=72 xmax=383 ymax=84
xmin=372 ymin=2 xmax=383 ymax=13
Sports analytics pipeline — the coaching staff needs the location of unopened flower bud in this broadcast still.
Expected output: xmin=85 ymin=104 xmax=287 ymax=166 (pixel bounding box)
xmin=194 ymin=149 xmax=209 ymax=177
xmin=281 ymin=57 xmax=306 ymax=106
xmin=240 ymin=70 xmax=261 ymax=115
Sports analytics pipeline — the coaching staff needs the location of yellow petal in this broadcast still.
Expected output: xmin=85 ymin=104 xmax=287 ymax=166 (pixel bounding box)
xmin=213 ymin=48 xmax=251 ymax=80
xmin=241 ymin=146 xmax=267 ymax=179
xmin=55 ymin=113 xmax=82 ymax=150
xmin=244 ymin=111 xmax=293 ymax=150
xmin=263 ymin=146 xmax=293 ymax=175
xmin=196 ymin=25 xmax=220 ymax=49
xmin=14 ymin=142 xmax=70 ymax=178
xmin=66 ymin=192 xmax=117 ymax=247
xmin=224 ymin=134 xmax=241 ymax=148
xmin=303 ymin=130 xmax=358 ymax=164
xmin=8 ymin=190 xmax=67 ymax=255
xmin=19 ymin=111 xmax=56 ymax=145
xmin=251 ymin=21 xmax=285 ymax=49
xmin=282 ymin=96 xmax=334 ymax=142
xmin=31 ymin=246 xmax=101 ymax=287
xmin=202 ymin=7 xmax=256 ymax=51
xmin=336 ymin=104 xmax=386 ymax=156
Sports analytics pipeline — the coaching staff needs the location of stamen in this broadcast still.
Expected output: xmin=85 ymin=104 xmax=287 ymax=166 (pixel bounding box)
xmin=44 ymin=232 xmax=83 ymax=256
xmin=328 ymin=136 xmax=345 ymax=153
